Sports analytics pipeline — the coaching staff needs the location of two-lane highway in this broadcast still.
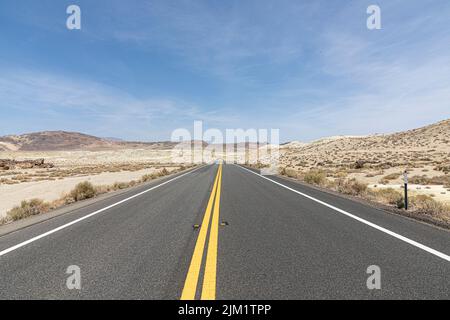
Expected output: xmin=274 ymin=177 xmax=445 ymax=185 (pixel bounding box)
xmin=0 ymin=164 xmax=449 ymax=299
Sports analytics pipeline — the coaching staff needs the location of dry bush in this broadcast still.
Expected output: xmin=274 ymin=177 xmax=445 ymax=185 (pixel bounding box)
xmin=409 ymin=175 xmax=430 ymax=184
xmin=435 ymin=164 xmax=450 ymax=174
xmin=411 ymin=195 xmax=450 ymax=219
xmin=335 ymin=178 xmax=368 ymax=196
xmin=7 ymin=199 xmax=50 ymax=221
xmin=382 ymin=173 xmax=401 ymax=181
xmin=429 ymin=175 xmax=450 ymax=185
xmin=371 ymin=188 xmax=404 ymax=207
xmin=354 ymin=160 xmax=366 ymax=169
xmin=0 ymin=216 xmax=10 ymax=225
xmin=409 ymin=174 xmax=450 ymax=185
xmin=159 ymin=168 xmax=169 ymax=176
xmin=304 ymin=170 xmax=326 ymax=186
xmin=250 ymin=162 xmax=270 ymax=169
xmin=141 ymin=173 xmax=158 ymax=182
xmin=333 ymin=171 xmax=348 ymax=179
xmin=111 ymin=182 xmax=134 ymax=190
xmin=283 ymin=167 xmax=299 ymax=178
xmin=93 ymin=185 xmax=111 ymax=194
xmin=141 ymin=167 xmax=173 ymax=182
xmin=67 ymin=181 xmax=97 ymax=202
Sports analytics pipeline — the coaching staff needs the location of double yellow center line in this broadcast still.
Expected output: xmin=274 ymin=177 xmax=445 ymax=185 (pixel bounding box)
xmin=181 ymin=164 xmax=223 ymax=300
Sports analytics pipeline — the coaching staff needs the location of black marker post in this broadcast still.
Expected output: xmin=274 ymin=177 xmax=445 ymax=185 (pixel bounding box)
xmin=403 ymin=171 xmax=408 ymax=210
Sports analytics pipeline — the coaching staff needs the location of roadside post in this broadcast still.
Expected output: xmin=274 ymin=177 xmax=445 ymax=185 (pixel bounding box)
xmin=403 ymin=171 xmax=408 ymax=210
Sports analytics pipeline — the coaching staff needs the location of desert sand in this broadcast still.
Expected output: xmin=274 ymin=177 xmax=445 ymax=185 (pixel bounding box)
xmin=0 ymin=147 xmax=186 ymax=218
xmin=0 ymin=166 xmax=179 ymax=218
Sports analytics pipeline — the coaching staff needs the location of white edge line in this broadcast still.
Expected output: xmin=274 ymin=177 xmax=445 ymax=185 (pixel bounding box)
xmin=0 ymin=165 xmax=205 ymax=257
xmin=236 ymin=165 xmax=450 ymax=263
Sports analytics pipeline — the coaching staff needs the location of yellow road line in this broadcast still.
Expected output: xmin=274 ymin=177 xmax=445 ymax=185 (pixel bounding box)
xmin=180 ymin=164 xmax=222 ymax=300
xmin=201 ymin=165 xmax=222 ymax=300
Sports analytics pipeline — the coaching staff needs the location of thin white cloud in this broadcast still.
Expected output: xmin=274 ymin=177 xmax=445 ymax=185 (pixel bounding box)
xmin=255 ymin=2 xmax=450 ymax=141
xmin=0 ymin=69 xmax=236 ymax=140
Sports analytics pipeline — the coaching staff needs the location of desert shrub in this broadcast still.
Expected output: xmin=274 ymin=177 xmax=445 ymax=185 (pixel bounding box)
xmin=284 ymin=168 xmax=299 ymax=178
xmin=435 ymin=164 xmax=450 ymax=173
xmin=0 ymin=216 xmax=10 ymax=225
xmin=396 ymin=198 xmax=405 ymax=209
xmin=428 ymin=175 xmax=450 ymax=185
xmin=304 ymin=170 xmax=326 ymax=186
xmin=68 ymin=181 xmax=97 ymax=202
xmin=408 ymin=175 xmax=429 ymax=184
xmin=335 ymin=178 xmax=368 ymax=196
xmin=141 ymin=173 xmax=158 ymax=182
xmin=93 ymin=185 xmax=111 ymax=194
xmin=354 ymin=160 xmax=366 ymax=169
xmin=349 ymin=179 xmax=368 ymax=195
xmin=141 ymin=168 xmax=171 ymax=182
xmin=159 ymin=168 xmax=169 ymax=176
xmin=253 ymin=162 xmax=270 ymax=169
xmin=409 ymin=175 xmax=450 ymax=186
xmin=325 ymin=179 xmax=337 ymax=189
xmin=333 ymin=171 xmax=348 ymax=179
xmin=410 ymin=195 xmax=450 ymax=218
xmin=373 ymin=188 xmax=403 ymax=206
xmin=7 ymin=199 xmax=50 ymax=221
xmin=112 ymin=182 xmax=131 ymax=190
xmin=382 ymin=173 xmax=401 ymax=181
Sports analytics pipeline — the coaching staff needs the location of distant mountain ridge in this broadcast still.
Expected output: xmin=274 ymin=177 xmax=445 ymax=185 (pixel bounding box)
xmin=0 ymin=131 xmax=177 ymax=151
xmin=282 ymin=119 xmax=450 ymax=152
xmin=1 ymin=119 xmax=449 ymax=153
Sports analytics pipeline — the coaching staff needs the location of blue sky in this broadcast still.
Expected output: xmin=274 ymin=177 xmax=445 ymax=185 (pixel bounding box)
xmin=0 ymin=0 xmax=449 ymax=142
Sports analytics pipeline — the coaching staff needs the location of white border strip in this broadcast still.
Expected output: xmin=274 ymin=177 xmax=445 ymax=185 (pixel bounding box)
xmin=237 ymin=165 xmax=450 ymax=262
xmin=0 ymin=165 xmax=205 ymax=257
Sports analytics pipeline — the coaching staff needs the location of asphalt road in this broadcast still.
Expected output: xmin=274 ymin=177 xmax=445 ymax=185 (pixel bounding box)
xmin=0 ymin=164 xmax=449 ymax=299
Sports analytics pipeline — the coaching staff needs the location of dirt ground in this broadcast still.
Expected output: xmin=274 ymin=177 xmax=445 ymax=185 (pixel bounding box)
xmin=0 ymin=149 xmax=186 ymax=218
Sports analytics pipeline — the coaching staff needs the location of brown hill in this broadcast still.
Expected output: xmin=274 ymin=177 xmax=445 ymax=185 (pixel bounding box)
xmin=0 ymin=131 xmax=178 ymax=151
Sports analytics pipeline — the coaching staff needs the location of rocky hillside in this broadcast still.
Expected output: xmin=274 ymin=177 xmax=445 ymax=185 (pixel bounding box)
xmin=281 ymin=119 xmax=450 ymax=170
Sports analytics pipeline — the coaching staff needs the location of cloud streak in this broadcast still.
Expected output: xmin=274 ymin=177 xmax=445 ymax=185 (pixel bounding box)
xmin=0 ymin=68 xmax=236 ymax=140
